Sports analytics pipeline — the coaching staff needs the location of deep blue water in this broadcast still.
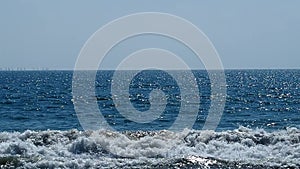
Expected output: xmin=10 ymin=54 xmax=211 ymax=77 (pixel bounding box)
xmin=0 ymin=70 xmax=299 ymax=132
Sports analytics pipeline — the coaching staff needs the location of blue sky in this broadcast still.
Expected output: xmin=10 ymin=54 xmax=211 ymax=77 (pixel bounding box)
xmin=0 ymin=0 xmax=300 ymax=70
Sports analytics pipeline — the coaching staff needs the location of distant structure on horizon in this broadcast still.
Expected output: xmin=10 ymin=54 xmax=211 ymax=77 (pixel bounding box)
xmin=0 ymin=67 xmax=50 ymax=71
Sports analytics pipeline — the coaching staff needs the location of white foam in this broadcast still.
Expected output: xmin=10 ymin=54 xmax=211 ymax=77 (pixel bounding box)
xmin=0 ymin=127 xmax=299 ymax=168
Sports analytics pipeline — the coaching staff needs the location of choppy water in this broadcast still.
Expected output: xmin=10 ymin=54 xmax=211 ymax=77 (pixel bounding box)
xmin=0 ymin=70 xmax=299 ymax=168
xmin=0 ymin=127 xmax=299 ymax=168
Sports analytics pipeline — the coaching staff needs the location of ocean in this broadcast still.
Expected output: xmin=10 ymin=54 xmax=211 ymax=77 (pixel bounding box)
xmin=0 ymin=70 xmax=299 ymax=168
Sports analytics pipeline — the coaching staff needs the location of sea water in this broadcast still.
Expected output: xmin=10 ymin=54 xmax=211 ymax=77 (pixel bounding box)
xmin=0 ymin=70 xmax=299 ymax=168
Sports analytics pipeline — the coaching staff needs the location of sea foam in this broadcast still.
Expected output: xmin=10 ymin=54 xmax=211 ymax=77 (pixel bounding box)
xmin=0 ymin=127 xmax=299 ymax=168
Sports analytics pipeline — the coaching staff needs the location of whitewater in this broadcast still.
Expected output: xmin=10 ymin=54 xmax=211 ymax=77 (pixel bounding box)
xmin=0 ymin=126 xmax=299 ymax=169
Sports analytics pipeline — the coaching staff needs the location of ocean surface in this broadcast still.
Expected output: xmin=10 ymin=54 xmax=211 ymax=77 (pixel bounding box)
xmin=0 ymin=70 xmax=299 ymax=168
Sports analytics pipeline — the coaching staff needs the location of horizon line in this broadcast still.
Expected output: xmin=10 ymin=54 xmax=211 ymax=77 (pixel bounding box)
xmin=1 ymin=68 xmax=300 ymax=71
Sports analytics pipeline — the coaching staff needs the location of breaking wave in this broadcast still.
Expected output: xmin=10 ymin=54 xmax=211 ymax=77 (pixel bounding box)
xmin=0 ymin=126 xmax=299 ymax=168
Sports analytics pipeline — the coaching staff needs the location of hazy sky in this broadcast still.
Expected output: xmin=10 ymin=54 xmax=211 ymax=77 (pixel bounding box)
xmin=0 ymin=0 xmax=300 ymax=70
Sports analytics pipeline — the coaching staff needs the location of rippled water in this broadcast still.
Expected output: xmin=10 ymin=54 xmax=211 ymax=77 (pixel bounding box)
xmin=1 ymin=70 xmax=299 ymax=131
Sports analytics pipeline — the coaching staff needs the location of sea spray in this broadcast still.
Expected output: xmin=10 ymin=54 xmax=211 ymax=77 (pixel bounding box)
xmin=0 ymin=127 xmax=299 ymax=168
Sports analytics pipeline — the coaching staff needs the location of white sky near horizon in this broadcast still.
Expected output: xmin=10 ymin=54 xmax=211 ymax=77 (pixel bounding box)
xmin=0 ymin=0 xmax=300 ymax=70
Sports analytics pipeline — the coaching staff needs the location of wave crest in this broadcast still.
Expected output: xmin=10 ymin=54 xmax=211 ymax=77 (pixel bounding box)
xmin=0 ymin=127 xmax=299 ymax=168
